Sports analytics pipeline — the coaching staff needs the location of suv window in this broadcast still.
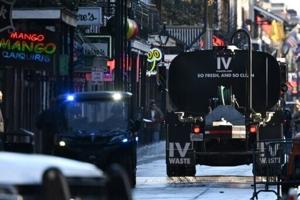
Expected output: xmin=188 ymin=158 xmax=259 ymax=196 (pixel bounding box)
xmin=65 ymin=100 xmax=128 ymax=133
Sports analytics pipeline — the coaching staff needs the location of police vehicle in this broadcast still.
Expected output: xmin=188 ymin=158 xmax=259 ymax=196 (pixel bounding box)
xmin=39 ymin=91 xmax=139 ymax=187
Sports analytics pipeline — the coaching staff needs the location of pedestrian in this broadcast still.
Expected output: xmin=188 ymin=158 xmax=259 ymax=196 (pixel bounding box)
xmin=283 ymin=108 xmax=293 ymax=139
xmin=292 ymin=99 xmax=300 ymax=133
xmin=148 ymin=100 xmax=163 ymax=142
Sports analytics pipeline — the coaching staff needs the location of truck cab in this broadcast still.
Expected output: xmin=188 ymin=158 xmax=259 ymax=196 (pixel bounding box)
xmin=37 ymin=91 xmax=139 ymax=187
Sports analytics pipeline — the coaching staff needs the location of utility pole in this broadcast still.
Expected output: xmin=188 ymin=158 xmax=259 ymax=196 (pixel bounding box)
xmin=231 ymin=29 xmax=253 ymax=118
xmin=205 ymin=0 xmax=214 ymax=49
xmin=114 ymin=0 xmax=127 ymax=91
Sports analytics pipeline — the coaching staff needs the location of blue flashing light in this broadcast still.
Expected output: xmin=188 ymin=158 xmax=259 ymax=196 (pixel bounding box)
xmin=66 ymin=94 xmax=75 ymax=101
xmin=135 ymin=136 xmax=139 ymax=142
xmin=122 ymin=138 xmax=129 ymax=143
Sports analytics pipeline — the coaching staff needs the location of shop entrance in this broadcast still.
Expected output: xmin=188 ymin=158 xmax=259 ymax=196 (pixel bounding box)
xmin=2 ymin=67 xmax=52 ymax=133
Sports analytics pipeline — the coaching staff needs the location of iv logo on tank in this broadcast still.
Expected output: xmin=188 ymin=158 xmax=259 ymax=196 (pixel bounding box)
xmin=217 ymin=57 xmax=232 ymax=71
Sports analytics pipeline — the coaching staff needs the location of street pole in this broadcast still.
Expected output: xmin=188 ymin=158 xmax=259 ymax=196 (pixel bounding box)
xmin=160 ymin=49 xmax=166 ymax=115
xmin=69 ymin=26 xmax=74 ymax=92
xmin=114 ymin=0 xmax=122 ymax=90
xmin=162 ymin=62 xmax=166 ymax=141
xmin=231 ymin=29 xmax=253 ymax=117
xmin=158 ymin=24 xmax=168 ymax=118
xmin=157 ymin=24 xmax=168 ymax=141
xmin=114 ymin=0 xmax=127 ymax=91
xmin=205 ymin=0 xmax=214 ymax=49
xmin=158 ymin=49 xmax=166 ymax=141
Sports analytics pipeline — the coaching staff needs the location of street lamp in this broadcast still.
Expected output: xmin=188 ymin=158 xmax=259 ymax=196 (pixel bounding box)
xmin=231 ymin=29 xmax=253 ymax=116
xmin=157 ymin=24 xmax=169 ymax=90
xmin=158 ymin=24 xmax=169 ymax=49
xmin=157 ymin=24 xmax=169 ymax=88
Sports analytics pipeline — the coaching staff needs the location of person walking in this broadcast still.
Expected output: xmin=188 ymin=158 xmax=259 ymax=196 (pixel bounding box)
xmin=293 ymin=99 xmax=300 ymax=133
xmin=148 ymin=100 xmax=163 ymax=142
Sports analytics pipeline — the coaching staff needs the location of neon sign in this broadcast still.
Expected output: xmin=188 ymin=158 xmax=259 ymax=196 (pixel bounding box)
xmin=146 ymin=48 xmax=162 ymax=76
xmin=10 ymin=32 xmax=45 ymax=42
xmin=0 ymin=31 xmax=57 ymax=65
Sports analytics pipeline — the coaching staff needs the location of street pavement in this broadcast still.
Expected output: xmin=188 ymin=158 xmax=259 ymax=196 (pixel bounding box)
xmin=133 ymin=142 xmax=280 ymax=200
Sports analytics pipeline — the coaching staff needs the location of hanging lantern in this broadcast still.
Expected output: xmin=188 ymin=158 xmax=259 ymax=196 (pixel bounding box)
xmin=127 ymin=18 xmax=139 ymax=40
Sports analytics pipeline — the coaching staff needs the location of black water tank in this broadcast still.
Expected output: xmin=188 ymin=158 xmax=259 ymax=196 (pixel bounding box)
xmin=168 ymin=50 xmax=281 ymax=114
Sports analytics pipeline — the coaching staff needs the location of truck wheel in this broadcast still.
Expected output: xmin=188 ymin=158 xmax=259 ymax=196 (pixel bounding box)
xmin=166 ymin=164 xmax=176 ymax=177
xmin=281 ymin=184 xmax=290 ymax=198
xmin=127 ymin=158 xmax=136 ymax=188
xmin=106 ymin=164 xmax=132 ymax=200
xmin=167 ymin=164 xmax=196 ymax=177
xmin=120 ymin=154 xmax=136 ymax=188
xmin=281 ymin=163 xmax=290 ymax=198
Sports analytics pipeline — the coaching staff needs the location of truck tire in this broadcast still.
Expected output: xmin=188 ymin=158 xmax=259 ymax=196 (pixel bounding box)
xmin=166 ymin=164 xmax=196 ymax=177
xmin=120 ymin=154 xmax=136 ymax=188
xmin=127 ymin=158 xmax=136 ymax=188
xmin=106 ymin=164 xmax=132 ymax=200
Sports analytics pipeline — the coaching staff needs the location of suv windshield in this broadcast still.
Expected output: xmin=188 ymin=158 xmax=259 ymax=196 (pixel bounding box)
xmin=64 ymin=100 xmax=128 ymax=133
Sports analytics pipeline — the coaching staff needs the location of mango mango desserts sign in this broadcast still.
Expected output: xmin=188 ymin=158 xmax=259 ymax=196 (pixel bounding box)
xmin=0 ymin=31 xmax=57 ymax=67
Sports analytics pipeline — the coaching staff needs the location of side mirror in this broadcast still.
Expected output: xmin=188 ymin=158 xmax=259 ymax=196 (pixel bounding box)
xmin=130 ymin=120 xmax=141 ymax=132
